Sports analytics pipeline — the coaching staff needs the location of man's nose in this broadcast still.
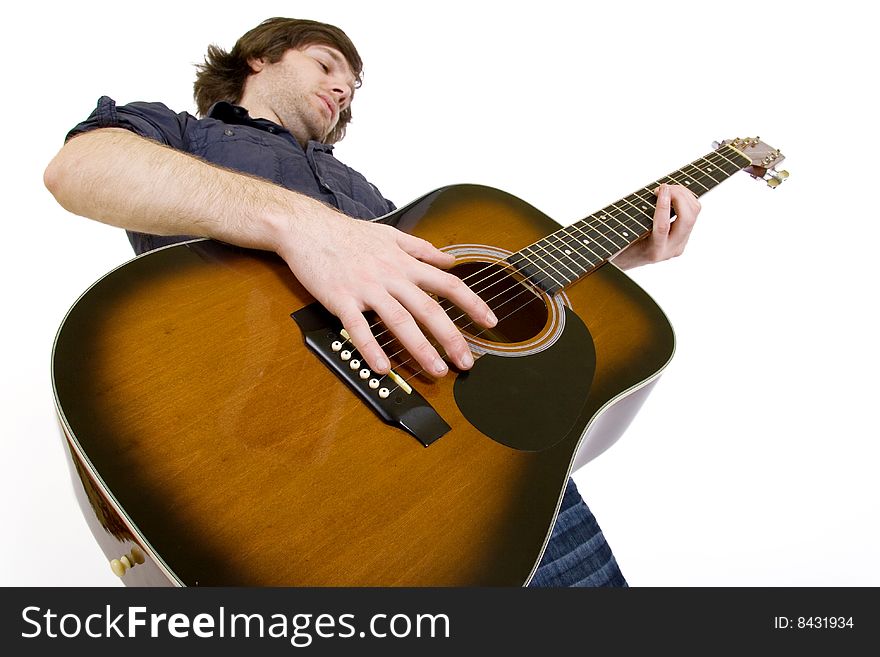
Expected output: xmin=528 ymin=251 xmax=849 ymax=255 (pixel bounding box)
xmin=332 ymin=86 xmax=350 ymax=109
xmin=330 ymin=76 xmax=352 ymax=108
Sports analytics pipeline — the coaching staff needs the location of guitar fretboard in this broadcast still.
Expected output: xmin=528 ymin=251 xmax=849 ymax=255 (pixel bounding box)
xmin=507 ymin=144 xmax=752 ymax=295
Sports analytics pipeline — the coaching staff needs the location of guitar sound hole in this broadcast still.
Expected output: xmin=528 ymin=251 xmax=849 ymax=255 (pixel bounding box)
xmin=447 ymin=261 xmax=548 ymax=344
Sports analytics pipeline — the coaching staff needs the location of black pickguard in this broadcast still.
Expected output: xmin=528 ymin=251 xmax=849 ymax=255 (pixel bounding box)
xmin=453 ymin=307 xmax=595 ymax=451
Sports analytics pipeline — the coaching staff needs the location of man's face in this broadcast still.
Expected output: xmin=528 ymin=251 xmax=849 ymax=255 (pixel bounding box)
xmin=250 ymin=44 xmax=358 ymax=144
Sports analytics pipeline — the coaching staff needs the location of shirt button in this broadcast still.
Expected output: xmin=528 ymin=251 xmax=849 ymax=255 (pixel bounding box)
xmin=224 ymin=129 xmax=234 ymax=136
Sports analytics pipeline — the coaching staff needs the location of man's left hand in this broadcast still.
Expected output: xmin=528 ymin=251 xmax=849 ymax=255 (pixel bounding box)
xmin=611 ymin=183 xmax=701 ymax=270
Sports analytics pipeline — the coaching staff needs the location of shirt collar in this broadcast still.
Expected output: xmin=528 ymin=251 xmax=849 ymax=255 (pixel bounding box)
xmin=206 ymin=101 xmax=334 ymax=151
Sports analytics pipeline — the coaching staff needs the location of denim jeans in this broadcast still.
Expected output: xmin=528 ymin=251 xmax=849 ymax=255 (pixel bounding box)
xmin=527 ymin=477 xmax=627 ymax=587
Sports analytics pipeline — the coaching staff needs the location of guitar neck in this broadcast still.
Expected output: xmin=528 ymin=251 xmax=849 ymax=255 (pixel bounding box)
xmin=507 ymin=144 xmax=752 ymax=295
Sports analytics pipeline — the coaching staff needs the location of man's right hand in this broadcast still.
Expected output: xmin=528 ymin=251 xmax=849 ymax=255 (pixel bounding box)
xmin=273 ymin=211 xmax=497 ymax=377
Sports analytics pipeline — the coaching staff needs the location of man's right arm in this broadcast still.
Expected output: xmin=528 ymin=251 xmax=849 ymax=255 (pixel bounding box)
xmin=44 ymin=128 xmax=495 ymax=376
xmin=44 ymin=127 xmax=299 ymax=251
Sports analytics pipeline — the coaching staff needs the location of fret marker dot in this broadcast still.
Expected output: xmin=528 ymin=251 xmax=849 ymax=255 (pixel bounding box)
xmin=623 ymin=231 xmax=629 ymax=237
xmin=564 ymin=249 xmax=572 ymax=255
xmin=685 ymin=180 xmax=691 ymax=185
xmin=641 ymin=205 xmax=648 ymax=210
xmin=582 ymin=240 xmax=590 ymax=245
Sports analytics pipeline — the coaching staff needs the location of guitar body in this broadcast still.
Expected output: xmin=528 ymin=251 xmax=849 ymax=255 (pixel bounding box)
xmin=53 ymin=184 xmax=675 ymax=586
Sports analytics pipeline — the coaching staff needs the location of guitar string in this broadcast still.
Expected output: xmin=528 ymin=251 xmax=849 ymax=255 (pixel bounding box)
xmin=376 ymin=149 xmax=752 ymax=387
xmin=367 ymin=149 xmax=743 ymax=388
xmin=378 ymin=149 xmax=744 ymax=385
xmin=386 ymin=182 xmax=699 ymax=380
xmin=407 ymin=146 xmax=739 ymax=334
xmin=419 ymin=146 xmax=738 ymax=335
xmin=373 ymin=149 xmax=736 ymax=355
xmin=341 ymin=149 xmax=746 ymax=388
xmin=370 ymin=147 xmax=736 ymax=359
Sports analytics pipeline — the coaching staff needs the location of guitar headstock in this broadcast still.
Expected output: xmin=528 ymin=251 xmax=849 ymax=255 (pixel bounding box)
xmin=713 ymin=136 xmax=789 ymax=188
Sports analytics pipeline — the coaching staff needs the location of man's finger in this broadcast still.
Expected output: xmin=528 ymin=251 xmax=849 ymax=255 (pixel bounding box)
xmin=414 ymin=264 xmax=498 ymax=331
xmin=335 ymin=302 xmax=392 ymax=375
xmin=369 ymin=294 xmax=450 ymax=377
xmin=652 ymin=184 xmax=673 ymax=238
xmin=397 ymin=231 xmax=456 ymax=269
xmin=390 ymin=280 xmax=474 ymax=371
xmin=668 ymin=186 xmax=700 ymax=231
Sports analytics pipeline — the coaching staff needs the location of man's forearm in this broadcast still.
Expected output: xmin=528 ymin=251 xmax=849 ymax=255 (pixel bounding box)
xmin=43 ymin=127 xmax=331 ymax=252
xmin=42 ymin=127 xmax=499 ymax=377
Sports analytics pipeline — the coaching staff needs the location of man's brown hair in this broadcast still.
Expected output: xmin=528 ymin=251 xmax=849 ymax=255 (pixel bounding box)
xmin=194 ymin=17 xmax=363 ymax=143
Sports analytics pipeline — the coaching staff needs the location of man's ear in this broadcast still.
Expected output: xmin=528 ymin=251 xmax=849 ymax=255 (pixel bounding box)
xmin=247 ymin=57 xmax=267 ymax=73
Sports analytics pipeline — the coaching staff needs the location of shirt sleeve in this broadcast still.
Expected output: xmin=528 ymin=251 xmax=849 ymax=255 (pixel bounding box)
xmin=65 ymin=96 xmax=192 ymax=150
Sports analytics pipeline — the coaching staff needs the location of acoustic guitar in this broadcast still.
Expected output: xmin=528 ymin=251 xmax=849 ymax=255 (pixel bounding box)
xmin=52 ymin=137 xmax=787 ymax=586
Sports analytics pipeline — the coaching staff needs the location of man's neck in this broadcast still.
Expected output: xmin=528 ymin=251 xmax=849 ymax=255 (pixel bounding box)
xmin=236 ymin=92 xmax=308 ymax=148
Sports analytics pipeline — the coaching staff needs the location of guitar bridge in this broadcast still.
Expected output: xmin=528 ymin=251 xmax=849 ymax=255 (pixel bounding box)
xmin=291 ymin=303 xmax=451 ymax=447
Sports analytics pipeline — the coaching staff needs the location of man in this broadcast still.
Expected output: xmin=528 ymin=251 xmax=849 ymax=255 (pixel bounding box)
xmin=44 ymin=17 xmax=701 ymax=586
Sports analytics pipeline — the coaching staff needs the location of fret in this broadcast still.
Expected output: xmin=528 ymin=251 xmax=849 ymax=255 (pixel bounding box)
xmin=527 ymin=240 xmax=582 ymax=281
xmin=665 ymin=172 xmax=706 ymax=194
xmin=565 ymin=223 xmax=609 ymax=263
xmin=610 ymin=200 xmax=651 ymax=233
xmin=519 ymin=246 xmax=573 ymax=287
xmin=506 ymin=145 xmax=750 ymax=294
xmin=667 ymin=162 xmax=712 ymax=193
xmin=711 ymin=148 xmax=741 ymax=169
xmin=535 ymin=248 xmax=575 ymax=287
xmin=609 ymin=210 xmax=643 ymax=240
xmin=554 ymin=227 xmax=602 ymax=270
xmin=632 ymin=188 xmax=659 ymax=207
xmin=614 ymin=197 xmax=654 ymax=224
xmin=574 ymin=219 xmax=620 ymax=256
xmin=594 ymin=210 xmax=636 ymax=248
xmin=695 ymin=162 xmax=722 ymax=185
xmin=683 ymin=173 xmax=710 ymax=193
xmin=709 ymin=148 xmax=750 ymax=174
xmin=506 ymin=251 xmax=565 ymax=295
xmin=543 ymin=232 xmax=586 ymax=273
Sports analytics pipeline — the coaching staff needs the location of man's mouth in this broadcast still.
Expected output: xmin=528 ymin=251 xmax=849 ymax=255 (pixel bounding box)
xmin=317 ymin=95 xmax=336 ymax=120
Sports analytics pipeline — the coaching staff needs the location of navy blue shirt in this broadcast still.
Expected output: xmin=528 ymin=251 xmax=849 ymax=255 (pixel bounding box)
xmin=68 ymin=96 xmax=396 ymax=254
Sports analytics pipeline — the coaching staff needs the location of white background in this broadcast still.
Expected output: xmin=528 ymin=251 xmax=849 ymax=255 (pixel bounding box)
xmin=2 ymin=1 xmax=877 ymax=587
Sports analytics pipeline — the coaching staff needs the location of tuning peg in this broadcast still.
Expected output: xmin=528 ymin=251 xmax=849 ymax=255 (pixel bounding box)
xmin=765 ymin=169 xmax=789 ymax=188
xmin=711 ymin=140 xmax=722 ymax=149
